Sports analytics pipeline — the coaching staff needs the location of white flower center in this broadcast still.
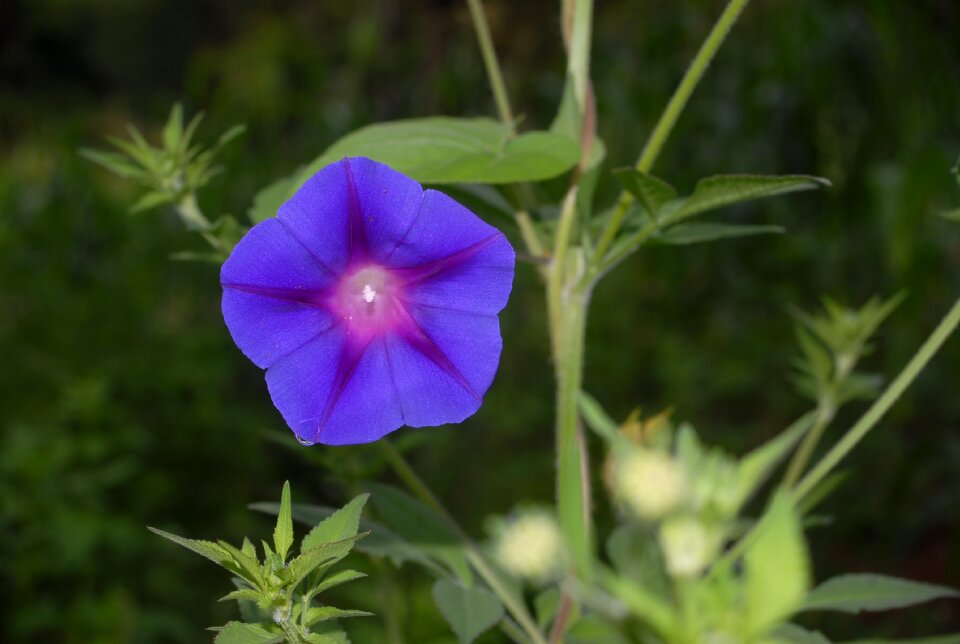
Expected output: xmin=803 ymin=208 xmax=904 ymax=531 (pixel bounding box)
xmin=361 ymin=283 xmax=377 ymax=303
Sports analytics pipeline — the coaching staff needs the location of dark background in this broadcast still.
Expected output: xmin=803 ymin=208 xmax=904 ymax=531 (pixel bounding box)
xmin=2 ymin=0 xmax=959 ymax=641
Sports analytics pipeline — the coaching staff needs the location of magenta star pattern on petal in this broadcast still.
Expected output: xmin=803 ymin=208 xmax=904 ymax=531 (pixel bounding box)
xmin=220 ymin=157 xmax=515 ymax=445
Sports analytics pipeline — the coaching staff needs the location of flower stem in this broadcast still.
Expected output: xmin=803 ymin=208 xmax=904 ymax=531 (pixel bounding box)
xmin=782 ymin=401 xmax=835 ymax=488
xmin=795 ymin=298 xmax=960 ymax=500
xmin=379 ymin=441 xmax=547 ymax=644
xmin=592 ymin=0 xmax=751 ymax=263
xmin=465 ymin=0 xmax=515 ymax=128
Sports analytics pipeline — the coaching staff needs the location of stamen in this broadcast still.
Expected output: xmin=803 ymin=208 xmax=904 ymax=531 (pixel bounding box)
xmin=361 ymin=284 xmax=377 ymax=303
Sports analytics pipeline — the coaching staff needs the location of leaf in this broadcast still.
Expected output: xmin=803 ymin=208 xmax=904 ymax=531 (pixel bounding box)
xmin=248 ymin=175 xmax=297 ymax=223
xmin=302 ymin=494 xmax=369 ymax=556
xmin=578 ymin=392 xmax=621 ymax=443
xmin=79 ymin=148 xmax=150 ymax=180
xmin=744 ymin=492 xmax=810 ymax=635
xmin=212 ymin=622 xmax=283 ymax=644
xmin=801 ymin=574 xmax=960 ymax=614
xmin=313 ymin=117 xmax=580 ymax=184
xmin=657 ymin=222 xmax=784 ymax=245
xmin=432 ymin=580 xmax=505 ymax=644
xmin=366 ymin=482 xmax=473 ymax=585
xmin=674 ymin=175 xmax=830 ymax=221
xmin=163 ymin=103 xmax=184 ymax=152
xmin=302 ymin=606 xmax=372 ymax=627
xmin=734 ymin=413 xmax=813 ymax=509
xmin=217 ymin=540 xmax=267 ymax=588
xmin=218 ymin=587 xmax=261 ymax=604
xmin=274 ymin=481 xmax=294 ymax=562
xmin=130 ymin=191 xmax=173 ymax=214
xmin=771 ymin=623 xmax=830 ymax=643
xmin=230 ymin=577 xmax=268 ymax=623
xmin=251 ymin=500 xmax=451 ymax=578
xmin=286 ymin=535 xmax=365 ymax=589
xmin=308 ymin=569 xmax=367 ymax=595
xmin=148 ymin=526 xmax=240 ymax=572
xmin=613 ymin=169 xmax=678 ymax=218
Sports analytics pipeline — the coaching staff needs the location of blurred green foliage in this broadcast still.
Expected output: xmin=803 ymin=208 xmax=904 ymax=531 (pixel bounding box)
xmin=1 ymin=0 xmax=959 ymax=641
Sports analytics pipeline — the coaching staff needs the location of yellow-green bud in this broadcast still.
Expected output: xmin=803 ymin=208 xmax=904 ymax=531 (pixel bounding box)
xmin=659 ymin=516 xmax=717 ymax=578
xmin=615 ymin=449 xmax=688 ymax=520
xmin=495 ymin=512 xmax=564 ymax=581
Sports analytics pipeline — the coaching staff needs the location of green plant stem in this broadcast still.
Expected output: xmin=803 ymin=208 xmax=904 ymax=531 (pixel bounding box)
xmin=466 ymin=0 xmax=514 ymax=128
xmin=551 ymin=280 xmax=593 ymax=579
xmin=592 ymin=0 xmax=751 ymax=263
xmin=795 ymin=298 xmax=960 ymax=500
xmin=379 ymin=441 xmax=547 ymax=644
xmin=567 ymin=0 xmax=594 ymax=111
xmin=782 ymin=401 xmax=835 ymax=488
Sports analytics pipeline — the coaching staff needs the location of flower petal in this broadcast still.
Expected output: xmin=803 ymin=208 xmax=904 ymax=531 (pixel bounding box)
xmin=266 ymin=331 xmax=405 ymax=445
xmin=221 ymin=218 xmax=337 ymax=368
xmin=279 ymin=157 xmax=424 ymax=268
xmin=384 ymin=305 xmax=503 ymax=428
xmin=383 ymin=188 xmax=512 ymax=269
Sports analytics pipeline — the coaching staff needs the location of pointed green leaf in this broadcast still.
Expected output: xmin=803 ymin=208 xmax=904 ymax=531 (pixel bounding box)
xmin=657 ymin=222 xmax=784 ymax=245
xmin=745 ymin=492 xmax=810 ymax=635
xmin=801 ymin=574 xmax=959 ymax=614
xmin=230 ymin=577 xmax=269 ymax=623
xmin=578 ymin=392 xmax=621 ymax=443
xmin=310 ymin=117 xmax=579 ymax=184
xmin=432 ymin=580 xmax=505 ymax=644
xmin=302 ymin=606 xmax=372 ymax=627
xmin=366 ymin=482 xmax=473 ymax=585
xmin=287 ymin=534 xmax=366 ymax=589
xmin=218 ymin=588 xmax=261 ymax=604
xmin=302 ymin=493 xmax=369 ymax=556
xmin=163 ymin=103 xmax=184 ymax=152
xmin=675 ymin=175 xmax=830 ymax=221
xmin=274 ymin=481 xmax=294 ymax=562
xmin=79 ymin=148 xmax=150 ymax=180
xmin=212 ymin=622 xmax=283 ymax=644
xmin=309 ymin=569 xmax=367 ymax=595
xmin=130 ymin=191 xmax=173 ymax=213
xmin=148 ymin=526 xmax=241 ymax=572
xmin=613 ymin=169 xmax=678 ymax=218
xmin=217 ymin=540 xmax=266 ymax=588
xmin=735 ymin=414 xmax=814 ymax=508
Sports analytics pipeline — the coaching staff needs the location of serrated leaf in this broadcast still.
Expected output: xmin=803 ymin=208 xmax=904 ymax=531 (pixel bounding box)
xmin=217 ymin=540 xmax=266 ymax=588
xmin=302 ymin=606 xmax=372 ymax=627
xmin=801 ymin=574 xmax=959 ymax=614
xmin=302 ymin=494 xmax=369 ymax=557
xmin=307 ymin=117 xmax=580 ymax=184
xmin=366 ymin=482 xmax=473 ymax=585
xmin=213 ymin=621 xmax=284 ymax=644
xmin=432 ymin=580 xmax=505 ymax=644
xmin=657 ymin=222 xmax=784 ymax=245
xmin=252 ymin=501 xmax=451 ymax=579
xmin=745 ymin=492 xmax=810 ymax=635
xmin=274 ymin=481 xmax=294 ymax=562
xmin=287 ymin=535 xmax=365 ymax=589
xmin=734 ymin=414 xmax=813 ymax=509
xmin=231 ymin=577 xmax=269 ymax=623
xmin=148 ymin=526 xmax=241 ymax=572
xmin=218 ymin=588 xmax=261 ymax=604
xmin=309 ymin=569 xmax=367 ymax=595
xmin=674 ymin=175 xmax=830 ymax=221
xmin=613 ymin=169 xmax=678 ymax=218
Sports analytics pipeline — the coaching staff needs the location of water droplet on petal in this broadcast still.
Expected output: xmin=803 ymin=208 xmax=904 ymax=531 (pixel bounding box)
xmin=296 ymin=435 xmax=314 ymax=446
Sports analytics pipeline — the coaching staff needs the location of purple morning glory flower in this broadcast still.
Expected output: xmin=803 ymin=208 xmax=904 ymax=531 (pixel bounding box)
xmin=221 ymin=157 xmax=515 ymax=445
